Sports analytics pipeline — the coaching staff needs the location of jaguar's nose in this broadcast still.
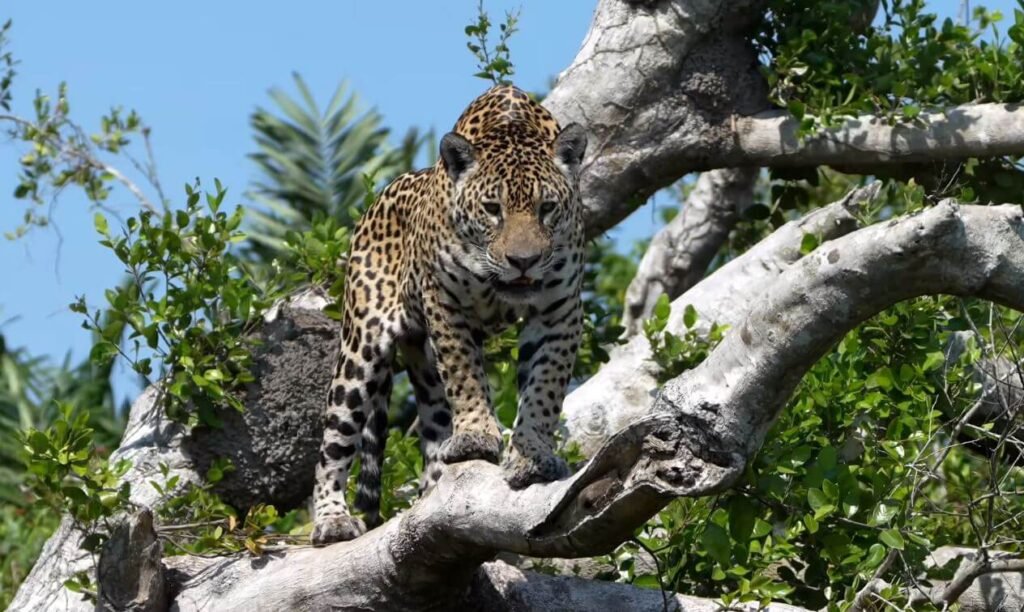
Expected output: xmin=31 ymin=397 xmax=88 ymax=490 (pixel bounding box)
xmin=506 ymin=253 xmax=541 ymax=273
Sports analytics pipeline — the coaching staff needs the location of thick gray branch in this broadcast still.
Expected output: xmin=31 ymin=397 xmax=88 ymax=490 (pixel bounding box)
xmin=915 ymin=546 xmax=1024 ymax=611
xmin=563 ymin=183 xmax=880 ymax=454
xmin=621 ymin=167 xmax=757 ymax=336
xmin=544 ymin=0 xmax=1024 ymax=239
xmin=542 ymin=0 xmax=769 ymax=238
xmin=732 ymin=104 xmax=1024 ymax=169
xmin=658 ymin=202 xmax=1024 ymax=491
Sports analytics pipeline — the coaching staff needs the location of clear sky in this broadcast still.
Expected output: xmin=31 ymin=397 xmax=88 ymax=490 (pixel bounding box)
xmin=0 ymin=0 xmax=1015 ymax=405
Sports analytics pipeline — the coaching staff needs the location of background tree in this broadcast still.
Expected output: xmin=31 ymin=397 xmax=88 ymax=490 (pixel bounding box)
xmin=244 ymin=73 xmax=427 ymax=258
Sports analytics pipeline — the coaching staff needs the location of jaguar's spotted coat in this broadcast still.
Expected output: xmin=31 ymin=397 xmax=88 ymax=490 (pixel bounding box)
xmin=311 ymin=85 xmax=587 ymax=545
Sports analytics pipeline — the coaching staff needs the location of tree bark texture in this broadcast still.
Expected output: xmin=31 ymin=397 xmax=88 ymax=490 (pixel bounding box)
xmin=543 ymin=1 xmax=1024 ymax=240
xmin=563 ymin=183 xmax=881 ymax=455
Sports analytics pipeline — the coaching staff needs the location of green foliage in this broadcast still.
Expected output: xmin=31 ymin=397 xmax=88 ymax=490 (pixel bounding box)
xmin=4 ymin=83 xmax=160 ymax=238
xmin=759 ymin=0 xmax=1024 ymax=131
xmin=643 ymin=296 xmax=727 ymax=383
xmin=624 ymin=294 xmax=1024 ymax=609
xmin=349 ymin=429 xmax=423 ymax=521
xmin=151 ymin=460 xmax=300 ymax=557
xmin=74 ymin=181 xmax=273 ymax=427
xmin=245 ymin=73 xmax=424 ymax=258
xmin=576 ymin=240 xmax=632 ymax=378
xmin=0 ymin=503 xmax=57 ymax=609
xmin=465 ymin=0 xmax=521 ymax=85
xmin=0 ymin=325 xmax=124 ymax=606
xmin=19 ymin=403 xmax=131 ymax=554
xmin=757 ymin=0 xmax=1024 ymax=203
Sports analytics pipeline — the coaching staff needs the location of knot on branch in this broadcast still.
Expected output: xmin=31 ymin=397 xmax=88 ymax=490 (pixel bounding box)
xmin=97 ymin=509 xmax=167 ymax=612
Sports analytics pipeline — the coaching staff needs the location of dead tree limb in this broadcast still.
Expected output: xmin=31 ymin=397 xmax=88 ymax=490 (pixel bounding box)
xmin=621 ymin=168 xmax=757 ymax=336
xmin=563 ymin=183 xmax=881 ymax=455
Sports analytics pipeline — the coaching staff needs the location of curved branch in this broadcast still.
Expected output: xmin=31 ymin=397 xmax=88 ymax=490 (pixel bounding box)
xmin=542 ymin=0 xmax=769 ymax=238
xmin=912 ymin=546 xmax=1024 ymax=611
xmin=660 ymin=202 xmax=1024 ymax=484
xmin=563 ymin=183 xmax=880 ymax=454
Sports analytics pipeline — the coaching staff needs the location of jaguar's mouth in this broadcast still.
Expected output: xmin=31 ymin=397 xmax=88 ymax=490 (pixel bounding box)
xmin=496 ymin=276 xmax=541 ymax=296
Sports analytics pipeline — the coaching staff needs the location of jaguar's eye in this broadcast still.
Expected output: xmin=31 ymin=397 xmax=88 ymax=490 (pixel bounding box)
xmin=482 ymin=201 xmax=502 ymax=217
xmin=538 ymin=200 xmax=557 ymax=218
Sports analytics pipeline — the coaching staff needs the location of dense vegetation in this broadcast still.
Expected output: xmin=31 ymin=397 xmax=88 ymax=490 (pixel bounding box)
xmin=3 ymin=2 xmax=1024 ymax=609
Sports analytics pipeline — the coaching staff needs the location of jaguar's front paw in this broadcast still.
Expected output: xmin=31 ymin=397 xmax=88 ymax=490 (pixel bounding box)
xmin=503 ymin=451 xmax=570 ymax=489
xmin=310 ymin=514 xmax=366 ymax=546
xmin=439 ymin=431 xmax=502 ymax=464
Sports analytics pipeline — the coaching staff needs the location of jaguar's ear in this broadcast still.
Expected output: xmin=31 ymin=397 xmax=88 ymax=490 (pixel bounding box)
xmin=440 ymin=132 xmax=476 ymax=182
xmin=553 ymin=123 xmax=587 ymax=174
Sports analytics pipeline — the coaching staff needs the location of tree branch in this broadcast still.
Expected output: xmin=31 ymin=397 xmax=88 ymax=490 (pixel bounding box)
xmin=542 ymin=0 xmax=1024 ymax=239
xmin=542 ymin=0 xmax=769 ymax=238
xmin=563 ymin=183 xmax=880 ymax=454
xmin=936 ymin=556 xmax=1024 ymax=607
xmin=731 ymin=104 xmax=1024 ymax=169
xmin=911 ymin=546 xmax=1024 ymax=610
xmin=621 ymin=167 xmax=757 ymax=336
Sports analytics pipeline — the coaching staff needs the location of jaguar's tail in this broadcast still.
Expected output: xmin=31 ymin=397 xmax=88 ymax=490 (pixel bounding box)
xmin=353 ymin=405 xmax=387 ymax=527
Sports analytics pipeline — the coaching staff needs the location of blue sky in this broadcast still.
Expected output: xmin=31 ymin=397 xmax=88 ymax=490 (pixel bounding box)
xmin=0 ymin=0 xmax=1016 ymax=404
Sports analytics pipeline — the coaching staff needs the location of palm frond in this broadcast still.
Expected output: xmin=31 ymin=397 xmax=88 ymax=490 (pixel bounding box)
xmin=244 ymin=73 xmax=431 ymax=261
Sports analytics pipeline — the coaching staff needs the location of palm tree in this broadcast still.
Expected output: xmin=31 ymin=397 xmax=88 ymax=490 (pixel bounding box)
xmin=245 ymin=73 xmax=430 ymax=259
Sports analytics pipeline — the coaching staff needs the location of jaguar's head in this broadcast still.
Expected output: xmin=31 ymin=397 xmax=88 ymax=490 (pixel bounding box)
xmin=440 ymin=121 xmax=587 ymax=301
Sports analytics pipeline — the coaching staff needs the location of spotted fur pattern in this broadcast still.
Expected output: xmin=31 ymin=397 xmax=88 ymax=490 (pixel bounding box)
xmin=311 ymin=85 xmax=588 ymax=545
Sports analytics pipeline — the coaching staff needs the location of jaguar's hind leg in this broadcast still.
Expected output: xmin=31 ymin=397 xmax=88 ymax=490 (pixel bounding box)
xmin=400 ymin=333 xmax=452 ymax=495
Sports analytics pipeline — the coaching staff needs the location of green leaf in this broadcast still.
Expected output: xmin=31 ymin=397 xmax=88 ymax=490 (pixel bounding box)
xmin=864 ymin=543 xmax=887 ymax=568
xmin=800 ymin=232 xmax=819 ymax=254
xmin=880 ymin=529 xmax=905 ymax=551
xmin=751 ymin=518 xmax=772 ymax=539
xmin=865 ymin=367 xmax=894 ymax=391
xmin=632 ymin=574 xmax=661 ymax=589
xmin=807 ymin=487 xmax=828 ymax=511
xmin=93 ymin=212 xmax=109 ymax=236
xmin=921 ymin=351 xmax=945 ymax=372
xmin=88 ymin=341 xmax=119 ymax=364
xmin=654 ymin=294 xmax=671 ymax=321
xmin=729 ymin=496 xmax=757 ymax=542
xmin=701 ymin=523 xmax=731 ymax=566
xmin=804 ymin=513 xmax=819 ymax=533
xmin=788 ymin=100 xmax=806 ymax=120
xmin=683 ymin=304 xmax=697 ymax=329
xmin=27 ymin=430 xmax=51 ymax=454
xmin=871 ymin=501 xmax=899 ymax=526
